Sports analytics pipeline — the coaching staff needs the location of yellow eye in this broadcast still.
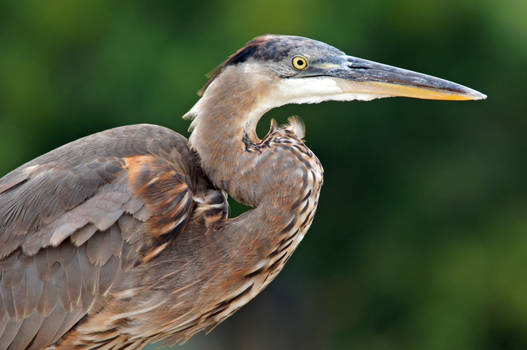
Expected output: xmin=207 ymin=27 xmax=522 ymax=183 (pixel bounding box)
xmin=292 ymin=56 xmax=308 ymax=70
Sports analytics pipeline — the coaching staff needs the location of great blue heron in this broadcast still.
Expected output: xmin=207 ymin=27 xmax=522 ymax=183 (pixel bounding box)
xmin=0 ymin=35 xmax=485 ymax=349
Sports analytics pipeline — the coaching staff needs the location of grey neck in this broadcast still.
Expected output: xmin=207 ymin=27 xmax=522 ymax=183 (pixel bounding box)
xmin=185 ymin=67 xmax=276 ymax=206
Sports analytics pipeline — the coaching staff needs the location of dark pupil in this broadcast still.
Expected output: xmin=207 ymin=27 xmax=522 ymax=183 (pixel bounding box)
xmin=296 ymin=59 xmax=304 ymax=66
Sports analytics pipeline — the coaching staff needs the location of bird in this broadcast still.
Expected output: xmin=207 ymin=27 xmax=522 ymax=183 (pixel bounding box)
xmin=0 ymin=34 xmax=485 ymax=349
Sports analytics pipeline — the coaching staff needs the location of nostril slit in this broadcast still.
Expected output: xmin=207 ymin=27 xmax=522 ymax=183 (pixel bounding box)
xmin=348 ymin=64 xmax=370 ymax=70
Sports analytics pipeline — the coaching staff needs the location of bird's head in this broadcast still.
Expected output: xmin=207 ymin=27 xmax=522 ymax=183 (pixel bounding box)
xmin=199 ymin=34 xmax=486 ymax=108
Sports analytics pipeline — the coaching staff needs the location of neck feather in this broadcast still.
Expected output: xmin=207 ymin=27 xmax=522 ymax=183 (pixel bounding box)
xmin=184 ymin=65 xmax=278 ymax=205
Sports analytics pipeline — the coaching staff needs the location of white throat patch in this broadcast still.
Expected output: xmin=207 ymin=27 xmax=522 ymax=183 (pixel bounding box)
xmin=272 ymin=76 xmax=389 ymax=106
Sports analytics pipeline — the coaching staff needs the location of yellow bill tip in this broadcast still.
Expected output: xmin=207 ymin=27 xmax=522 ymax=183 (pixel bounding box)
xmin=340 ymin=81 xmax=487 ymax=101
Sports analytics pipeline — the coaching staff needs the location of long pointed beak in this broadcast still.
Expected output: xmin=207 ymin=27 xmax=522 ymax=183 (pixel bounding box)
xmin=329 ymin=55 xmax=486 ymax=101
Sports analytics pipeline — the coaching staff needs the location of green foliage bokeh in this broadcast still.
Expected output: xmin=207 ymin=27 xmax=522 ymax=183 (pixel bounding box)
xmin=1 ymin=1 xmax=526 ymax=349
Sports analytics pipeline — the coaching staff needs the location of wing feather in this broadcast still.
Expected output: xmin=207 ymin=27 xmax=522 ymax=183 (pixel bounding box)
xmin=36 ymin=281 xmax=57 ymax=317
xmin=98 ymin=255 xmax=121 ymax=295
xmin=23 ymin=260 xmax=42 ymax=318
xmin=64 ymin=251 xmax=82 ymax=307
xmin=70 ymin=224 xmax=98 ymax=246
xmin=28 ymin=305 xmax=67 ymax=349
xmin=8 ymin=311 xmax=44 ymax=350
xmin=0 ymin=319 xmax=22 ymax=350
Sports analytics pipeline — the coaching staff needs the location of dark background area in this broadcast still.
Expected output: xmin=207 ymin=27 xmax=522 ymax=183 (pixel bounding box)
xmin=1 ymin=1 xmax=526 ymax=349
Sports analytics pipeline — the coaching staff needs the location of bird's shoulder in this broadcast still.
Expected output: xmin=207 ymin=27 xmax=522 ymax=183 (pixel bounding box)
xmin=0 ymin=124 xmax=205 ymax=259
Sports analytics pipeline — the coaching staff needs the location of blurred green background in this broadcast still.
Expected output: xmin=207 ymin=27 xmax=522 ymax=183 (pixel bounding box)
xmin=1 ymin=0 xmax=526 ymax=349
